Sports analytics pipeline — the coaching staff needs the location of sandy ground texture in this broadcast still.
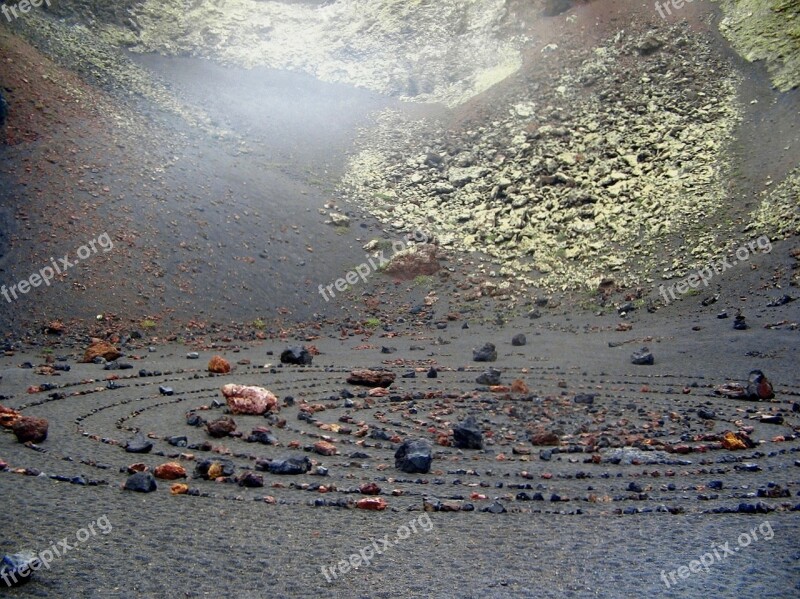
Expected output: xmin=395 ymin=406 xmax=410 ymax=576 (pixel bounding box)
xmin=1 ymin=298 xmax=799 ymax=597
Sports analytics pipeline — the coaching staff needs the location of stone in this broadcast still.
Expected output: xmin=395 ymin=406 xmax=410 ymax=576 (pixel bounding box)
xmin=0 ymin=405 xmax=20 ymax=428
xmin=356 ymin=497 xmax=388 ymax=510
xmin=170 ymin=483 xmax=189 ymax=495
xmin=394 ymin=438 xmax=432 ymax=474
xmin=313 ymin=441 xmax=337 ymax=456
xmin=482 ymin=500 xmax=507 ymax=514
xmin=746 ymin=370 xmax=774 ymax=400
xmin=237 ymin=472 xmax=264 ymax=488
xmin=154 ymin=462 xmax=187 ymax=480
xmin=206 ymin=416 xmax=237 ymax=438
xmin=124 ymin=432 xmax=153 ymax=454
xmin=476 ymin=368 xmax=501 ymax=385
xmin=81 ymin=339 xmax=121 ymax=363
xmin=207 ymin=355 xmax=231 ymax=374
xmin=359 ymin=482 xmax=381 ymax=495
xmin=530 ymin=431 xmax=560 ymax=446
xmin=263 ymin=455 xmax=312 ymax=475
xmin=721 ymin=431 xmax=755 ymax=450
xmin=280 ymin=347 xmax=313 ymax=365
xmin=631 ymin=347 xmax=654 ymax=365
xmin=573 ymin=393 xmax=595 ymax=405
xmin=194 ymin=458 xmax=235 ymax=480
xmin=453 ymin=416 xmax=483 ymax=450
xmin=166 ymin=436 xmax=188 ymax=447
xmin=347 ymin=369 xmax=395 ymax=387
xmin=11 ymin=416 xmax=48 ymax=443
xmin=383 ymin=244 xmax=440 ymax=279
xmin=697 ymin=408 xmax=716 ymax=420
xmin=511 ymin=333 xmax=527 ymax=346
xmin=0 ymin=552 xmax=40 ymax=587
xmin=473 ymin=342 xmax=497 ymax=362
xmin=221 ymin=384 xmax=278 ymax=415
xmin=246 ymin=427 xmax=278 ymax=445
xmin=123 ymin=472 xmax=157 ymax=493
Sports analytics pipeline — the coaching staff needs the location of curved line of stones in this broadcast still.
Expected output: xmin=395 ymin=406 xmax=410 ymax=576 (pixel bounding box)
xmin=8 ymin=365 xmax=800 ymax=514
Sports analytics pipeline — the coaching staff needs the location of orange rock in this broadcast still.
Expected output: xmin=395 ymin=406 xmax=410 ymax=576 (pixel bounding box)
xmin=721 ymin=431 xmax=748 ymax=450
xmin=313 ymin=441 xmax=337 ymax=456
xmin=510 ymin=379 xmax=529 ymax=394
xmin=154 ymin=462 xmax=187 ymax=480
xmin=0 ymin=405 xmax=20 ymax=429
xmin=126 ymin=463 xmax=149 ymax=474
xmin=81 ymin=339 xmax=121 ymax=363
xmin=170 ymin=483 xmax=189 ymax=495
xmin=356 ymin=497 xmax=388 ymax=511
xmin=207 ymin=463 xmax=224 ymax=479
xmin=208 ymin=355 xmax=231 ymax=374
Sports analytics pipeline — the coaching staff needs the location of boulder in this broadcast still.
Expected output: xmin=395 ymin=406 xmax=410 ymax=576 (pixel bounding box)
xmin=511 ymin=333 xmax=527 ymax=346
xmin=394 ymin=439 xmax=432 ymax=474
xmin=0 ymin=405 xmax=21 ymax=429
xmin=11 ymin=416 xmax=48 ymax=444
xmin=383 ymin=244 xmax=440 ymax=280
xmin=453 ymin=416 xmax=483 ymax=450
xmin=245 ymin=427 xmax=278 ymax=445
xmin=194 ymin=458 xmax=235 ymax=480
xmin=124 ymin=432 xmax=153 ymax=454
xmin=472 ymin=343 xmax=497 ymax=362
xmin=280 ymin=347 xmax=313 ymax=365
xmin=347 ymin=369 xmax=395 ymax=388
xmin=476 ymin=368 xmax=501 ymax=386
xmin=206 ymin=416 xmax=237 ymax=438
xmin=746 ymin=370 xmax=774 ymax=400
xmin=221 ymin=384 xmax=278 ymax=415
xmin=81 ymin=339 xmax=121 ymax=363
xmin=530 ymin=431 xmax=560 ymax=446
xmin=262 ymin=455 xmax=311 ymax=475
xmin=356 ymin=497 xmax=388 ymax=510
xmin=631 ymin=347 xmax=654 ymax=365
xmin=237 ymin=472 xmax=264 ymax=488
xmin=123 ymin=472 xmax=157 ymax=493
xmin=207 ymin=355 xmax=231 ymax=374
xmin=154 ymin=462 xmax=187 ymax=480
xmin=0 ymin=552 xmax=40 ymax=587
xmin=313 ymin=440 xmax=337 ymax=456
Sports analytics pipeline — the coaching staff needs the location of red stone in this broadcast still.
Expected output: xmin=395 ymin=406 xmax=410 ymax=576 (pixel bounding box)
xmin=12 ymin=416 xmax=48 ymax=443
